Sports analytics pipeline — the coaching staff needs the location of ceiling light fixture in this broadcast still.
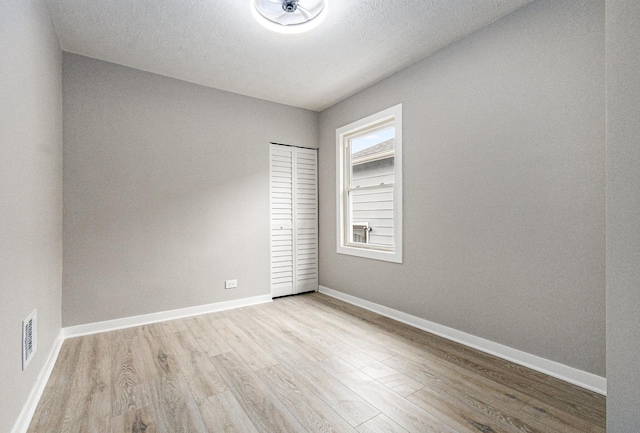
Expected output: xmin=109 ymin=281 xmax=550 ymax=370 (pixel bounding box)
xmin=253 ymin=0 xmax=327 ymax=34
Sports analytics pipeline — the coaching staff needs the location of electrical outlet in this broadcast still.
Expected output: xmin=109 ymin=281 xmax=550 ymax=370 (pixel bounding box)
xmin=225 ymin=279 xmax=238 ymax=289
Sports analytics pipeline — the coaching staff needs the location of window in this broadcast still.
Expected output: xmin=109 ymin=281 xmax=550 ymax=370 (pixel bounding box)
xmin=336 ymin=104 xmax=402 ymax=263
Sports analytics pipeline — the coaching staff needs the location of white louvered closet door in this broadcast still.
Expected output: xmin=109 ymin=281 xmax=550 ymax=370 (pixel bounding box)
xmin=270 ymin=144 xmax=318 ymax=298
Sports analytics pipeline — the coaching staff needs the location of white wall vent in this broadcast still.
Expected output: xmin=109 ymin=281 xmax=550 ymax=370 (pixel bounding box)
xmin=22 ymin=309 xmax=37 ymax=370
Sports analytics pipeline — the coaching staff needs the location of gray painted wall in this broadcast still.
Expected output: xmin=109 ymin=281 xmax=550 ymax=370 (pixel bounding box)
xmin=62 ymin=53 xmax=318 ymax=327
xmin=606 ymin=0 xmax=640 ymax=429
xmin=318 ymin=0 xmax=606 ymax=376
xmin=0 ymin=1 xmax=63 ymax=431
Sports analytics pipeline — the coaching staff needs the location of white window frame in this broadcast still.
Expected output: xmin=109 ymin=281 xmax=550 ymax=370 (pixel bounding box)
xmin=336 ymin=104 xmax=403 ymax=263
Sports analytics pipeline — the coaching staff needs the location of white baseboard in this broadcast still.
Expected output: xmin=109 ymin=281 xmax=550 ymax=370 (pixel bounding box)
xmin=11 ymin=329 xmax=65 ymax=433
xmin=64 ymin=294 xmax=273 ymax=338
xmin=318 ymin=286 xmax=606 ymax=395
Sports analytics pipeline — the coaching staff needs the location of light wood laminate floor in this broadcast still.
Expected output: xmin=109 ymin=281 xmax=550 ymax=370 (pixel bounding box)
xmin=28 ymin=293 xmax=605 ymax=432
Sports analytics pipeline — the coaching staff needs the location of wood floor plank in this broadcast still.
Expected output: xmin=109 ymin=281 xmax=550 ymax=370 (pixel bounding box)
xmin=383 ymin=354 xmax=533 ymax=413
xmin=308 ymin=295 xmax=504 ymax=369
xmin=196 ymin=390 xmax=259 ymax=433
xmin=212 ymin=317 xmax=279 ymax=371
xmin=248 ymin=306 xmax=339 ymax=363
xmin=286 ymin=298 xmax=454 ymax=399
xmin=499 ymin=359 xmax=606 ymax=412
xmin=442 ymin=352 xmax=604 ymax=426
xmin=319 ymin=356 xmax=459 ymax=433
xmin=272 ymin=299 xmax=399 ymax=362
xmin=518 ymin=396 xmax=606 ymax=433
xmin=301 ymin=293 xmax=390 ymax=335
xmin=251 ymin=313 xmax=381 ymax=427
xmin=231 ymin=307 xmax=383 ymax=429
xmin=60 ymin=333 xmax=111 ymax=433
xmin=357 ymin=330 xmax=534 ymax=413
xmin=273 ymin=302 xmax=434 ymax=399
xmin=149 ymin=374 xmax=208 ymax=433
xmin=357 ymin=414 xmax=410 ymax=433
xmin=408 ymin=383 xmax=539 ymax=433
xmin=186 ymin=315 xmax=232 ymax=357
xmin=161 ymin=318 xmax=189 ymax=333
xmin=224 ymin=306 xmax=296 ymax=358
xmin=27 ymin=337 xmax=84 ymax=433
xmin=266 ymin=298 xmax=425 ymax=402
xmin=408 ymin=343 xmax=604 ymax=427
xmin=323 ymin=344 xmax=426 ymax=397
xmin=164 ymin=329 xmax=228 ymax=400
xmin=111 ymin=331 xmax=152 ymax=417
xmin=279 ymin=304 xmax=392 ymax=365
xmin=111 ymin=406 xmax=158 ymax=433
xmin=384 ymin=351 xmax=541 ymax=433
xmin=377 ymin=373 xmax=425 ymax=397
xmin=134 ymin=323 xmax=181 ymax=380
xmin=256 ymin=363 xmax=360 ymax=432
xmin=211 ymin=351 xmax=306 ymax=433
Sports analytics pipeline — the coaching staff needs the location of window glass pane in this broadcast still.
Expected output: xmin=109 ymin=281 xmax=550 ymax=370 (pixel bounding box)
xmin=348 ymin=188 xmax=394 ymax=248
xmin=350 ymin=127 xmax=395 ymax=189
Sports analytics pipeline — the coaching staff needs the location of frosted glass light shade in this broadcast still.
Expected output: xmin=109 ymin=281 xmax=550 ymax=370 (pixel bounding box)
xmin=253 ymin=0 xmax=327 ymax=34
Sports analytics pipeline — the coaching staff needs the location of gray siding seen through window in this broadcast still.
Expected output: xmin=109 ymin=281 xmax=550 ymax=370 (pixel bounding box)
xmin=350 ymin=140 xmax=395 ymax=247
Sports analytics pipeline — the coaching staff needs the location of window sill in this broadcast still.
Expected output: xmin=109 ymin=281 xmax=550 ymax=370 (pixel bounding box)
xmin=337 ymin=244 xmax=402 ymax=264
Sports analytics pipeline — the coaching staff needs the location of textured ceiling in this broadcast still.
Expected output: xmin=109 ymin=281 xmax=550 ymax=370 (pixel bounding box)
xmin=45 ymin=0 xmax=534 ymax=111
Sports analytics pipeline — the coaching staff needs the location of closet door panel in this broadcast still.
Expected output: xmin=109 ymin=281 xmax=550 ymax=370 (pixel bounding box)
xmin=270 ymin=145 xmax=294 ymax=297
xmin=293 ymin=147 xmax=318 ymax=294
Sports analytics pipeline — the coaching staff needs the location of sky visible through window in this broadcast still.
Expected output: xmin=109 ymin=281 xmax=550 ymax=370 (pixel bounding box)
xmin=351 ymin=127 xmax=394 ymax=153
